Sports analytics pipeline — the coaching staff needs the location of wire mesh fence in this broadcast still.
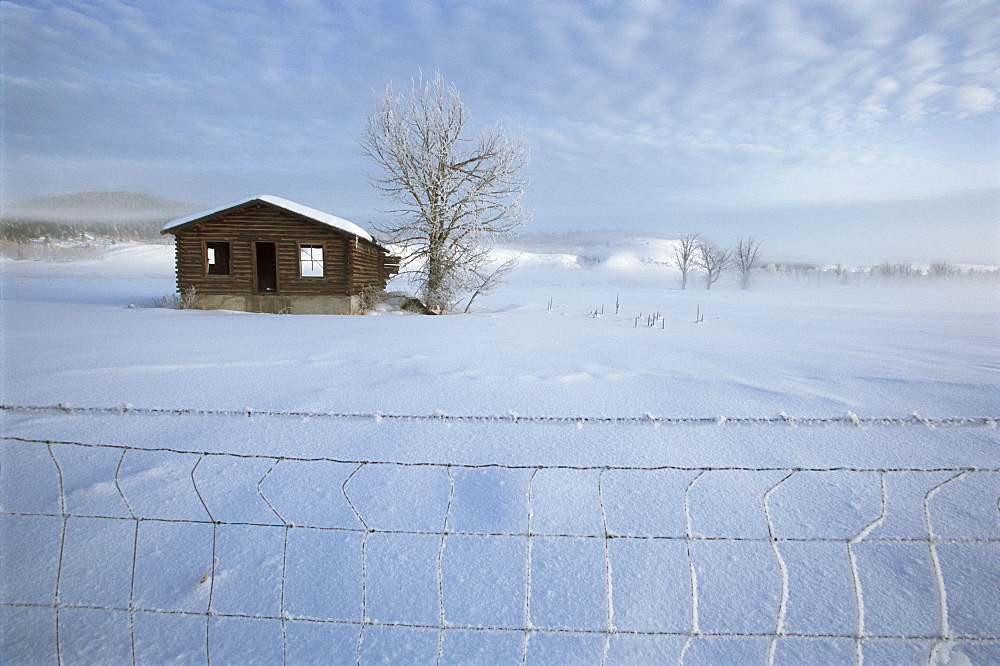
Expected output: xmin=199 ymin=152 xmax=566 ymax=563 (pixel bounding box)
xmin=2 ymin=426 xmax=999 ymax=664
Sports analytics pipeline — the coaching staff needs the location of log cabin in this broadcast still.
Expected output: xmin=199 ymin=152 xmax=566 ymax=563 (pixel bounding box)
xmin=161 ymin=195 xmax=399 ymax=314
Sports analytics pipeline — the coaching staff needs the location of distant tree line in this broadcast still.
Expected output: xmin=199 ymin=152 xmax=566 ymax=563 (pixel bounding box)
xmin=0 ymin=218 xmax=169 ymax=244
xmin=0 ymin=240 xmax=103 ymax=262
xmin=671 ymin=235 xmax=996 ymax=288
xmin=762 ymin=261 xmax=999 ymax=281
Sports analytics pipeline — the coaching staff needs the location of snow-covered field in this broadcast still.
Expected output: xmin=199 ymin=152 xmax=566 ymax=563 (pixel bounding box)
xmin=1 ymin=242 xmax=998 ymax=664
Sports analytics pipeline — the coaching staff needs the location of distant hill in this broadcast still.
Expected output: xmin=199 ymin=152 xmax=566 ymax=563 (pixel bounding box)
xmin=1 ymin=190 xmax=202 ymax=242
xmin=3 ymin=190 xmax=200 ymax=223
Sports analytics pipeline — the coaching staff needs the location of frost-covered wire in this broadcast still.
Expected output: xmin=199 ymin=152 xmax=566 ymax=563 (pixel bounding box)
xmin=2 ymin=403 xmax=997 ymax=428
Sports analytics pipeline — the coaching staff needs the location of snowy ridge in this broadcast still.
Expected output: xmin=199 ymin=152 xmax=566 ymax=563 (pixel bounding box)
xmin=496 ymin=236 xmax=682 ymax=273
xmin=3 ymin=434 xmax=998 ymax=664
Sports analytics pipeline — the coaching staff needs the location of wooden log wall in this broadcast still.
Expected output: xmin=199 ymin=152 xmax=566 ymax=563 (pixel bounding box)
xmin=171 ymin=202 xmax=392 ymax=296
xmin=349 ymin=240 xmax=387 ymax=295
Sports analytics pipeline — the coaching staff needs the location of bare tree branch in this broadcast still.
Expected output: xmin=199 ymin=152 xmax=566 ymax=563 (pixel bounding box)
xmin=733 ymin=237 xmax=763 ymax=289
xmin=462 ymin=255 xmax=519 ymax=313
xmin=696 ymin=240 xmax=731 ymax=290
xmin=673 ymin=234 xmax=699 ymax=290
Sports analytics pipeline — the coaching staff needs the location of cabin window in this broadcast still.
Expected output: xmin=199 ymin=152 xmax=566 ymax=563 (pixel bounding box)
xmin=205 ymin=242 xmax=230 ymax=275
xmin=300 ymin=244 xmax=324 ymax=277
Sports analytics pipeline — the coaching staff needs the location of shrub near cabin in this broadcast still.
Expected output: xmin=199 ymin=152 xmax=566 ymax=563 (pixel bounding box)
xmin=161 ymin=195 xmax=398 ymax=314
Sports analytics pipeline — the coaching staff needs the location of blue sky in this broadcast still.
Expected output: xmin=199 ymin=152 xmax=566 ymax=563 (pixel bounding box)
xmin=2 ymin=0 xmax=998 ymax=263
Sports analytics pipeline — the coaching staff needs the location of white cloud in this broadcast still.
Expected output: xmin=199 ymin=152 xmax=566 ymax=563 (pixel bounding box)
xmin=899 ymin=75 xmax=948 ymax=121
xmin=764 ymin=1 xmax=833 ymax=63
xmin=872 ymin=76 xmax=901 ymax=97
xmin=901 ymin=33 xmax=947 ymax=81
xmin=954 ymin=86 xmax=996 ymax=114
xmin=843 ymin=0 xmax=907 ymax=49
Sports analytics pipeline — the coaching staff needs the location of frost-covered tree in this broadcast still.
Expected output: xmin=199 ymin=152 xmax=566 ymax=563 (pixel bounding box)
xmin=874 ymin=262 xmax=894 ymax=278
xmin=362 ymin=72 xmax=528 ymax=313
xmin=696 ymin=240 xmax=730 ymax=290
xmin=929 ymin=261 xmax=956 ymax=278
xmin=733 ymin=237 xmax=763 ymax=289
xmin=673 ymin=234 xmax=699 ymax=290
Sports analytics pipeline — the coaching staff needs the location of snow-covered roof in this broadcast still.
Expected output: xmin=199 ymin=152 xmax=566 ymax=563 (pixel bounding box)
xmin=161 ymin=195 xmax=374 ymax=242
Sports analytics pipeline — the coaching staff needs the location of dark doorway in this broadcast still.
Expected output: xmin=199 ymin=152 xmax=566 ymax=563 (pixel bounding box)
xmin=255 ymin=242 xmax=278 ymax=293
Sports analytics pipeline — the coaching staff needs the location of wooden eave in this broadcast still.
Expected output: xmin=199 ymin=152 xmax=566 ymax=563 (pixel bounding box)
xmin=159 ymin=200 xmax=260 ymax=235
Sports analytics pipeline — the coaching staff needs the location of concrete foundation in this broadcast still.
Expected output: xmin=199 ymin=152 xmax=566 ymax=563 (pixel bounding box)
xmin=196 ymin=294 xmax=360 ymax=315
